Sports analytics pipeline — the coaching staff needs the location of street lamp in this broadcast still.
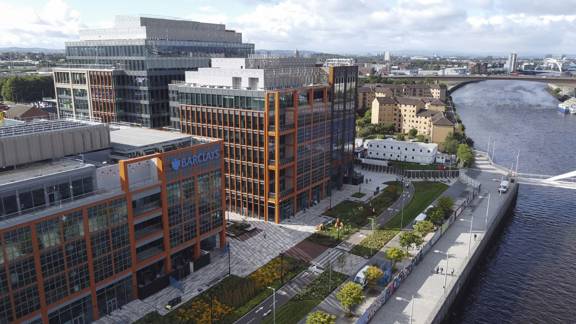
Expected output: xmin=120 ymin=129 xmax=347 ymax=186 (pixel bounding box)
xmin=267 ymin=287 xmax=276 ymax=324
xmin=467 ymin=207 xmax=475 ymax=257
xmin=484 ymin=193 xmax=491 ymax=232
xmin=434 ymin=249 xmax=449 ymax=293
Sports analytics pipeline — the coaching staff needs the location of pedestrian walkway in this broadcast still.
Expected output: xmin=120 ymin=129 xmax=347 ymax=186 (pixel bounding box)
xmin=370 ymin=170 xmax=511 ymax=323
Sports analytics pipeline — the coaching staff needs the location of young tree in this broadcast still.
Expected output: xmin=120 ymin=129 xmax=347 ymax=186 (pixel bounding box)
xmin=414 ymin=220 xmax=435 ymax=235
xmin=364 ymin=265 xmax=384 ymax=288
xmin=437 ymin=196 xmax=455 ymax=217
xmin=457 ymin=143 xmax=474 ymax=167
xmin=399 ymin=231 xmax=424 ymax=252
xmin=336 ymin=282 xmax=364 ymax=315
xmin=306 ymin=311 xmax=336 ymax=324
xmin=385 ymin=247 xmax=405 ymax=270
xmin=408 ymin=128 xmax=418 ymax=138
xmin=427 ymin=207 xmax=445 ymax=226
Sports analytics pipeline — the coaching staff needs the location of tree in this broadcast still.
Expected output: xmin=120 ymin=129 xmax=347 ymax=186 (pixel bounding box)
xmin=457 ymin=143 xmax=474 ymax=167
xmin=336 ymin=282 xmax=364 ymax=314
xmin=385 ymin=247 xmax=405 ymax=270
xmin=443 ymin=133 xmax=459 ymax=154
xmin=437 ymin=196 xmax=454 ymax=216
xmin=395 ymin=133 xmax=406 ymax=141
xmin=0 ymin=75 xmax=54 ymax=103
xmin=416 ymin=134 xmax=427 ymax=143
xmin=306 ymin=311 xmax=336 ymax=324
xmin=399 ymin=231 xmax=424 ymax=252
xmin=364 ymin=265 xmax=384 ymax=288
xmin=413 ymin=220 xmax=435 ymax=236
xmin=427 ymin=207 xmax=445 ymax=226
xmin=408 ymin=128 xmax=418 ymax=138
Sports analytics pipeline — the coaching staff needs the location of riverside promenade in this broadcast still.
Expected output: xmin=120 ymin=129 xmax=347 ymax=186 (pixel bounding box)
xmin=370 ymin=156 xmax=518 ymax=324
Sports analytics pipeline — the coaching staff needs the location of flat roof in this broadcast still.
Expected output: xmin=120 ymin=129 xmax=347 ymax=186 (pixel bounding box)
xmin=0 ymin=159 xmax=92 ymax=187
xmin=109 ymin=126 xmax=193 ymax=149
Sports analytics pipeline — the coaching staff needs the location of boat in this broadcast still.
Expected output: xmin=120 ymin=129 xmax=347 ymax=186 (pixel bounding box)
xmin=558 ymin=97 xmax=576 ymax=114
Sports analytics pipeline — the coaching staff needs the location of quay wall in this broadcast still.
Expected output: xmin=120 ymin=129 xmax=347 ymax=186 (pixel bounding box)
xmin=429 ymin=182 xmax=519 ymax=324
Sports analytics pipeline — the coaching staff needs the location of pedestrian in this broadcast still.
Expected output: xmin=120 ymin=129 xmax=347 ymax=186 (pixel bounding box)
xmin=435 ymin=267 xmax=439 ymax=274
xmin=440 ymin=267 xmax=443 ymax=274
xmin=263 ymin=232 xmax=267 ymax=239
xmin=451 ymin=269 xmax=454 ymax=276
xmin=474 ymin=234 xmax=477 ymax=241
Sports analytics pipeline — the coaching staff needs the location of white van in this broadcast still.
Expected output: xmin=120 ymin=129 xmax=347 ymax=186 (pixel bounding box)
xmin=354 ymin=265 xmax=370 ymax=288
xmin=498 ymin=180 xmax=509 ymax=193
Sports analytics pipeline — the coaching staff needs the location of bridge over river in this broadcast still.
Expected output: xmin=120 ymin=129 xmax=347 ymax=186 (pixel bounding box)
xmin=473 ymin=150 xmax=576 ymax=190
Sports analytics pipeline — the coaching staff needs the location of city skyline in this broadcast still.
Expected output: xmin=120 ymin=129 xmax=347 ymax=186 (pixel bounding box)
xmin=1 ymin=0 xmax=576 ymax=55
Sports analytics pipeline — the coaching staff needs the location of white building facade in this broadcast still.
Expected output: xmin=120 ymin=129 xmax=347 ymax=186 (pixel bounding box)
xmin=363 ymin=139 xmax=438 ymax=164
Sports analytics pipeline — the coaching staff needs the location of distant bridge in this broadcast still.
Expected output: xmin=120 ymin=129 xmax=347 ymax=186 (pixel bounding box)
xmin=473 ymin=151 xmax=576 ymax=190
xmin=387 ymin=75 xmax=576 ymax=85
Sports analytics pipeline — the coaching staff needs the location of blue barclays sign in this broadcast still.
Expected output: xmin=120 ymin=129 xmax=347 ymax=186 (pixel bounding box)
xmin=170 ymin=149 xmax=220 ymax=171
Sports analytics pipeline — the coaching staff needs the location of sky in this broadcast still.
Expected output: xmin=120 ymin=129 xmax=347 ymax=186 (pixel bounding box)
xmin=1 ymin=0 xmax=576 ymax=55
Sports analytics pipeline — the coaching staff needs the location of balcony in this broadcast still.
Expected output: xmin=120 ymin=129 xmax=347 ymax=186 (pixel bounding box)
xmin=268 ymin=123 xmax=295 ymax=132
xmin=136 ymin=239 xmax=164 ymax=262
xmin=134 ymin=222 xmax=163 ymax=241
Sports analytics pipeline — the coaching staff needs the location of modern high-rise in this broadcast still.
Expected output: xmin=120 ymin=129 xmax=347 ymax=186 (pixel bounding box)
xmin=506 ymin=53 xmax=518 ymax=73
xmin=169 ymin=57 xmax=358 ymax=223
xmin=0 ymin=119 xmax=225 ymax=323
xmin=54 ymin=16 xmax=254 ymax=127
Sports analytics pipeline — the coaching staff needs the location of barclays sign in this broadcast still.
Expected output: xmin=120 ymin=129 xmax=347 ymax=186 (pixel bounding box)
xmin=170 ymin=149 xmax=220 ymax=171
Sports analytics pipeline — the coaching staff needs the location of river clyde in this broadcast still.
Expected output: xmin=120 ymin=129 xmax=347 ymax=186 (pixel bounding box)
xmin=447 ymin=80 xmax=576 ymax=323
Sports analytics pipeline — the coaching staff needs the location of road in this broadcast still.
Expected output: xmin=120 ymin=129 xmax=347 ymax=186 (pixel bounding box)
xmin=235 ymin=270 xmax=318 ymax=324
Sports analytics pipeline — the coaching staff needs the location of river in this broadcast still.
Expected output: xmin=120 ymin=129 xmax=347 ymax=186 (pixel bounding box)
xmin=447 ymin=80 xmax=576 ymax=323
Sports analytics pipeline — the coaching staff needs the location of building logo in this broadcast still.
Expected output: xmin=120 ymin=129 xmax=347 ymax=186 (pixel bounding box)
xmin=171 ymin=158 xmax=181 ymax=171
xmin=170 ymin=149 xmax=220 ymax=171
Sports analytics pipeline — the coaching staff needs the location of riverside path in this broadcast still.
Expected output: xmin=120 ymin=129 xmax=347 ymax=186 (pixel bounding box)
xmin=370 ymin=166 xmax=517 ymax=323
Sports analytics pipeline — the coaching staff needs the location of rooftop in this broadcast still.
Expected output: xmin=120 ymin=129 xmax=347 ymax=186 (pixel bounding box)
xmin=109 ymin=126 xmax=193 ymax=149
xmin=0 ymin=159 xmax=92 ymax=187
xmin=0 ymin=118 xmax=103 ymax=138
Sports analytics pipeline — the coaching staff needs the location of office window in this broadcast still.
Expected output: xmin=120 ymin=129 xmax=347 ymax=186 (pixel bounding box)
xmin=13 ymin=285 xmax=40 ymax=318
xmin=9 ymin=257 xmax=37 ymax=289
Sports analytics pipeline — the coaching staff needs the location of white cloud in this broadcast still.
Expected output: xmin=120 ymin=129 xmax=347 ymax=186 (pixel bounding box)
xmin=0 ymin=0 xmax=81 ymax=48
xmin=1 ymin=0 xmax=576 ymax=54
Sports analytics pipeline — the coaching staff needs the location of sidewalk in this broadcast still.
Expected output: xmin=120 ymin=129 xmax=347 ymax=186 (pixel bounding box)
xmin=370 ymin=169 xmax=509 ymax=323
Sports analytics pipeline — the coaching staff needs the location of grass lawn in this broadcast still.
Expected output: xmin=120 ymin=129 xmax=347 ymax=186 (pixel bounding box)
xmin=134 ymin=255 xmax=307 ymax=324
xmin=383 ymin=181 xmax=448 ymax=230
xmin=315 ymin=182 xmax=403 ymax=245
xmin=370 ymin=181 xmax=403 ymax=214
xmin=349 ymin=229 xmax=400 ymax=258
xmin=262 ymin=270 xmax=348 ymax=324
xmin=324 ymin=200 xmax=369 ymax=227
xmin=352 ymin=192 xmax=366 ymax=198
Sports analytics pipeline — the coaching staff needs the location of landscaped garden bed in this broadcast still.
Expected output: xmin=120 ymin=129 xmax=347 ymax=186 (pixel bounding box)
xmin=134 ymin=255 xmax=307 ymax=324
xmin=262 ymin=270 xmax=348 ymax=324
xmin=350 ymin=229 xmax=400 ymax=258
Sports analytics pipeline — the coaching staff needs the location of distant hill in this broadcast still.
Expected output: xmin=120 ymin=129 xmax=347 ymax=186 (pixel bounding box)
xmin=0 ymin=47 xmax=64 ymax=54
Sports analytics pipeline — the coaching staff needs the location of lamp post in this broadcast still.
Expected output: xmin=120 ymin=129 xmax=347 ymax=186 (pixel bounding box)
xmin=467 ymin=207 xmax=475 ymax=257
xmin=484 ymin=193 xmax=491 ymax=232
xmin=400 ymin=193 xmax=405 ymax=229
xmin=267 ymin=287 xmax=276 ymax=324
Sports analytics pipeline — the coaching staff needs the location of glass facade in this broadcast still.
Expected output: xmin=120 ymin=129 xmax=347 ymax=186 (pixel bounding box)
xmin=0 ymin=139 xmax=225 ymax=322
xmin=175 ymin=65 xmax=358 ymax=223
xmin=57 ymin=34 xmax=254 ymax=128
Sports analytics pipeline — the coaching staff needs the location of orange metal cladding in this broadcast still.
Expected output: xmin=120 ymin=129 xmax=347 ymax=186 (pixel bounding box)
xmin=0 ymin=141 xmax=225 ymax=323
xmin=178 ymin=85 xmax=332 ymax=223
xmin=89 ymin=71 xmax=117 ymax=123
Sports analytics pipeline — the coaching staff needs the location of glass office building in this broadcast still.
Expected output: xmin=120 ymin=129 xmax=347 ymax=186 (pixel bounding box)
xmin=54 ymin=16 xmax=254 ymax=128
xmin=170 ymin=58 xmax=357 ymax=223
xmin=0 ymin=120 xmax=225 ymax=323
